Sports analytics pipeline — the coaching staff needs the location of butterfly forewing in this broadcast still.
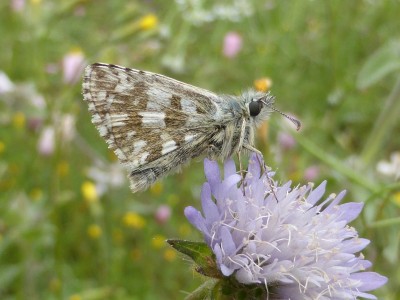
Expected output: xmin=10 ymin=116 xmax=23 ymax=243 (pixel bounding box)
xmin=83 ymin=63 xmax=221 ymax=192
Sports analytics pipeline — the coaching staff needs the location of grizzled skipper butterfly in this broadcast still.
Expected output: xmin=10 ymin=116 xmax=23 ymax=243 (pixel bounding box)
xmin=82 ymin=63 xmax=300 ymax=192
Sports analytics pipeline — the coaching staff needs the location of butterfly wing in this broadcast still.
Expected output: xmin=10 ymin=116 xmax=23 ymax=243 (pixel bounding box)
xmin=83 ymin=63 xmax=221 ymax=192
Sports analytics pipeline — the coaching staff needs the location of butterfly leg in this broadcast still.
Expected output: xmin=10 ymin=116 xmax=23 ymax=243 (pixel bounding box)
xmin=243 ymin=144 xmax=266 ymax=172
xmin=237 ymin=119 xmax=247 ymax=175
xmin=243 ymin=143 xmax=278 ymax=202
xmin=237 ymin=119 xmax=248 ymax=194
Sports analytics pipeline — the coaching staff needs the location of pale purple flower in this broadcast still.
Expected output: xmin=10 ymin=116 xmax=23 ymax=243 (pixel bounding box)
xmin=37 ymin=126 xmax=55 ymax=156
xmin=222 ymin=32 xmax=242 ymax=58
xmin=62 ymin=50 xmax=85 ymax=84
xmin=185 ymin=154 xmax=387 ymax=299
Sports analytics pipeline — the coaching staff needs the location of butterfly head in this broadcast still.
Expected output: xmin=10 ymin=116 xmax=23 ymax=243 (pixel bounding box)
xmin=246 ymin=91 xmax=301 ymax=131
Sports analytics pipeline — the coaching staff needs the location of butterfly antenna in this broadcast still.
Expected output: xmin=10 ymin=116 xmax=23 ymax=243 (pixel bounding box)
xmin=260 ymin=99 xmax=301 ymax=131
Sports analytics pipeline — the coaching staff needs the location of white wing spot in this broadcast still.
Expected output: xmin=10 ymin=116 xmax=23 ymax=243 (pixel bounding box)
xmin=184 ymin=134 xmax=195 ymax=142
xmin=105 ymin=93 xmax=116 ymax=104
xmin=127 ymin=131 xmax=136 ymax=139
xmin=97 ymin=91 xmax=107 ymax=101
xmin=104 ymin=113 xmax=128 ymax=128
xmin=114 ymin=149 xmax=127 ymax=160
xmin=140 ymin=152 xmax=149 ymax=164
xmin=133 ymin=140 xmax=147 ymax=154
xmin=130 ymin=151 xmax=149 ymax=168
xmin=88 ymin=102 xmax=96 ymax=111
xmin=138 ymin=112 xmax=166 ymax=127
xmin=98 ymin=125 xmax=108 ymax=137
xmin=146 ymin=87 xmax=172 ymax=110
xmin=181 ymin=98 xmax=197 ymax=114
xmin=114 ymin=82 xmax=129 ymax=93
xmin=161 ymin=140 xmax=177 ymax=155
xmin=91 ymin=114 xmax=101 ymax=124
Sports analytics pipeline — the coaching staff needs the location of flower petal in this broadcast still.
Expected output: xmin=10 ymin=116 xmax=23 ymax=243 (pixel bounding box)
xmin=350 ymin=272 xmax=388 ymax=291
xmin=307 ymin=180 xmax=326 ymax=205
xmin=200 ymin=182 xmax=220 ymax=224
xmin=338 ymin=202 xmax=364 ymax=223
xmin=224 ymin=158 xmax=237 ymax=177
xmin=204 ymin=158 xmax=221 ymax=187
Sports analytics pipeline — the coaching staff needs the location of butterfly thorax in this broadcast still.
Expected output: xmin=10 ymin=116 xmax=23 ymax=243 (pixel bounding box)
xmin=207 ymin=94 xmax=256 ymax=161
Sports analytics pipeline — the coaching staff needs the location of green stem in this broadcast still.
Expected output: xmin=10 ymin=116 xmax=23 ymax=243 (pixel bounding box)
xmin=360 ymin=75 xmax=400 ymax=165
xmin=294 ymin=133 xmax=379 ymax=193
xmin=369 ymin=217 xmax=400 ymax=228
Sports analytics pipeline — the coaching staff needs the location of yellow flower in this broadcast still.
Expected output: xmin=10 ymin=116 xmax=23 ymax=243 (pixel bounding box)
xmin=81 ymin=181 xmax=98 ymax=203
xmin=139 ymin=14 xmax=158 ymax=31
xmin=13 ymin=112 xmax=25 ymax=129
xmin=57 ymin=161 xmax=69 ymax=177
xmin=163 ymin=248 xmax=177 ymax=262
xmin=30 ymin=188 xmax=43 ymax=201
xmin=87 ymin=224 xmax=102 ymax=239
xmin=0 ymin=141 xmax=5 ymax=154
xmin=150 ymin=182 xmax=163 ymax=196
xmin=69 ymin=294 xmax=81 ymax=300
xmin=254 ymin=77 xmax=273 ymax=92
xmin=48 ymin=277 xmax=61 ymax=292
xmin=123 ymin=212 xmax=146 ymax=229
xmin=131 ymin=248 xmax=142 ymax=261
xmin=393 ymin=192 xmax=400 ymax=206
xmin=151 ymin=234 xmax=166 ymax=249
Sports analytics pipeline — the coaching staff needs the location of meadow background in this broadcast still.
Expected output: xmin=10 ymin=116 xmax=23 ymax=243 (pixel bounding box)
xmin=1 ymin=0 xmax=399 ymax=299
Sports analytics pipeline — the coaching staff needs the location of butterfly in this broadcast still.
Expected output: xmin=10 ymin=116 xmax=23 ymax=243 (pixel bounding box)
xmin=82 ymin=63 xmax=300 ymax=192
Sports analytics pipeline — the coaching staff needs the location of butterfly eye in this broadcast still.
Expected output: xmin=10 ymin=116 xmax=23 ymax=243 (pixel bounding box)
xmin=249 ymin=100 xmax=262 ymax=117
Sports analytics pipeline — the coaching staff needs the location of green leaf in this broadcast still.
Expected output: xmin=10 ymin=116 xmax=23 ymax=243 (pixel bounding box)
xmin=357 ymin=40 xmax=400 ymax=89
xmin=0 ymin=265 xmax=20 ymax=290
xmin=184 ymin=279 xmax=220 ymax=300
xmin=167 ymin=239 xmax=221 ymax=278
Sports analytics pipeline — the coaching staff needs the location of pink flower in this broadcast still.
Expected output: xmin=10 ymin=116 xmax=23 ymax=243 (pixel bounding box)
xmin=27 ymin=117 xmax=43 ymax=132
xmin=62 ymin=50 xmax=85 ymax=84
xmin=222 ymin=32 xmax=242 ymax=58
xmin=154 ymin=205 xmax=171 ymax=224
xmin=277 ymin=132 xmax=296 ymax=151
xmin=11 ymin=0 xmax=25 ymax=12
xmin=304 ymin=165 xmax=320 ymax=181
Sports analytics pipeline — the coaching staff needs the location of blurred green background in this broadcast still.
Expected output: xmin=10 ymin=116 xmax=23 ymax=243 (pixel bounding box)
xmin=1 ymin=0 xmax=399 ymax=299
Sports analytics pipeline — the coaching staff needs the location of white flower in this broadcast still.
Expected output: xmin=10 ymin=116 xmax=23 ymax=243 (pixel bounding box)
xmin=377 ymin=151 xmax=400 ymax=180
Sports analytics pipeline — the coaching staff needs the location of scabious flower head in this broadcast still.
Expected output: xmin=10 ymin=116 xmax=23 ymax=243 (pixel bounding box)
xmin=185 ymin=154 xmax=387 ymax=299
